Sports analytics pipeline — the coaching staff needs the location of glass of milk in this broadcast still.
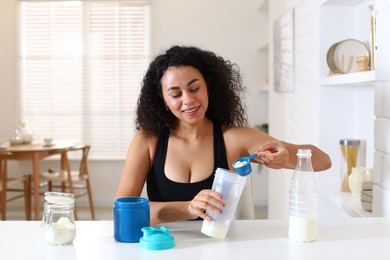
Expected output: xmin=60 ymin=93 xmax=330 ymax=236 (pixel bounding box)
xmin=201 ymin=168 xmax=247 ymax=239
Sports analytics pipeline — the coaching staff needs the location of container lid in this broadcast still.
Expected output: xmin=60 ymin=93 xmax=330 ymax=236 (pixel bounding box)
xmin=114 ymin=197 xmax=149 ymax=209
xmin=44 ymin=192 xmax=75 ymax=205
xmin=339 ymin=139 xmax=360 ymax=146
xmin=139 ymin=226 xmax=174 ymax=250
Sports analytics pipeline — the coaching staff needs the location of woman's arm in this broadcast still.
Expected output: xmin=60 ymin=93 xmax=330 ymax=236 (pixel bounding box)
xmin=280 ymin=142 xmax=332 ymax=171
xmin=224 ymin=126 xmax=332 ymax=172
xmin=116 ymin=131 xmax=152 ymax=199
xmin=255 ymin=140 xmax=332 ymax=171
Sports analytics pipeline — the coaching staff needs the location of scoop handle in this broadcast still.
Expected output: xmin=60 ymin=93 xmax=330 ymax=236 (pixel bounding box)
xmin=248 ymin=153 xmax=257 ymax=160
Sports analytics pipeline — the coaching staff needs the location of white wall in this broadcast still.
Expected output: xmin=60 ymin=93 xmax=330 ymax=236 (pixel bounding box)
xmin=267 ymin=0 xmax=323 ymax=218
xmin=151 ymin=0 xmax=269 ymax=125
xmin=372 ymin=0 xmax=390 ymax=216
xmin=0 ymin=0 xmax=269 ymax=207
xmin=0 ymin=1 xmax=17 ymax=140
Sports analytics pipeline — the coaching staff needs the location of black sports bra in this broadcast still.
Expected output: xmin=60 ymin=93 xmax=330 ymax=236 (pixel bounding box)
xmin=146 ymin=121 xmax=229 ymax=202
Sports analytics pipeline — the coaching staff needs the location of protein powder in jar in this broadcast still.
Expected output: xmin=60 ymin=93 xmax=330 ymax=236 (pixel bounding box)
xmin=41 ymin=192 xmax=76 ymax=245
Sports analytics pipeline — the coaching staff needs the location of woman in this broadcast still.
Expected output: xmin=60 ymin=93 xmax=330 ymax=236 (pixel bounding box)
xmin=116 ymin=46 xmax=331 ymax=225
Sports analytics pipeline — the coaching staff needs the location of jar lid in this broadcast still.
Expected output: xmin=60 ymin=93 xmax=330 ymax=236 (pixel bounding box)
xmin=139 ymin=226 xmax=174 ymax=250
xmin=44 ymin=192 xmax=75 ymax=205
xmin=339 ymin=139 xmax=361 ymax=146
xmin=114 ymin=197 xmax=149 ymax=209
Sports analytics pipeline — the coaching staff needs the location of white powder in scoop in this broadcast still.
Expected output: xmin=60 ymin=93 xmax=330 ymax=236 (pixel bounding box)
xmin=234 ymin=160 xmax=247 ymax=168
xmin=44 ymin=217 xmax=76 ymax=245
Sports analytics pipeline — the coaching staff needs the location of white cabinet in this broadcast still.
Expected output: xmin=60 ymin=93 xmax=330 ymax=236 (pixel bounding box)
xmin=319 ymin=0 xmax=378 ymax=217
xmin=319 ymin=0 xmax=390 ymax=217
xmin=266 ymin=0 xmax=389 ymax=219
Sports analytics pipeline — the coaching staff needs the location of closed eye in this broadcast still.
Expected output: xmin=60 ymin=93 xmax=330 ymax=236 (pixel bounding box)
xmin=190 ymin=86 xmax=199 ymax=92
xmin=170 ymin=92 xmax=182 ymax=98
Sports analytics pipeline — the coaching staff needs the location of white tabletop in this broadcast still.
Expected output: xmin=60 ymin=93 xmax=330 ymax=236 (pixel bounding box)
xmin=2 ymin=218 xmax=390 ymax=260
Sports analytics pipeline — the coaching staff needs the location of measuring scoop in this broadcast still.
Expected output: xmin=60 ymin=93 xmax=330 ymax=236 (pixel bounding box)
xmin=232 ymin=153 xmax=258 ymax=176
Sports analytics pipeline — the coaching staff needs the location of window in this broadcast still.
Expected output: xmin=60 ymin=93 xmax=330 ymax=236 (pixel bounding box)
xmin=17 ymin=0 xmax=152 ymax=159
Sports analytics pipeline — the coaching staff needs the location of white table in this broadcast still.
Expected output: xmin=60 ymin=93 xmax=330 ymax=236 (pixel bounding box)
xmin=2 ymin=218 xmax=390 ymax=260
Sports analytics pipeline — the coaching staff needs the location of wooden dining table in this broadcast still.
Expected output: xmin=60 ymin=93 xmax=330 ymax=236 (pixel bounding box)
xmin=0 ymin=140 xmax=74 ymax=220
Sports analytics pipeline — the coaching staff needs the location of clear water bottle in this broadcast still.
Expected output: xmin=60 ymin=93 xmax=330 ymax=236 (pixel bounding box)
xmin=288 ymin=149 xmax=318 ymax=243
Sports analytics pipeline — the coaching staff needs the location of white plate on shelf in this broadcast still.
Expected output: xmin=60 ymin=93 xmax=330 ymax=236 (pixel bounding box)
xmin=326 ymin=42 xmax=339 ymax=72
xmin=332 ymin=39 xmax=369 ymax=74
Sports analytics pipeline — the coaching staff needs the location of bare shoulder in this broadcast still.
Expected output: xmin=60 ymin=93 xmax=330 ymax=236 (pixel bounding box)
xmin=122 ymin=130 xmax=159 ymax=178
xmin=129 ymin=130 xmax=158 ymax=159
xmin=221 ymin=125 xmax=249 ymax=135
xmin=221 ymin=125 xmax=274 ymax=160
xmin=132 ymin=130 xmax=158 ymax=144
xmin=222 ymin=125 xmax=271 ymax=142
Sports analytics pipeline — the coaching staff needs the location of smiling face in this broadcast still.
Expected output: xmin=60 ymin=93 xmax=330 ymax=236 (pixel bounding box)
xmin=161 ymin=66 xmax=209 ymax=125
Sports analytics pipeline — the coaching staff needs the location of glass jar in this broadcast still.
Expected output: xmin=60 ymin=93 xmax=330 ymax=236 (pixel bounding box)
xmin=339 ymin=139 xmax=361 ymax=192
xmin=42 ymin=192 xmax=76 ymax=245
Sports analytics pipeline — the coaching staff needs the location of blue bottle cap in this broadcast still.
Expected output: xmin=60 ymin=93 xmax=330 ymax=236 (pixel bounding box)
xmin=139 ymin=226 xmax=174 ymax=250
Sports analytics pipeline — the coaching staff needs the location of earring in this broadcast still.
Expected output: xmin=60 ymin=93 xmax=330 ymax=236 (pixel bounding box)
xmin=165 ymin=105 xmax=169 ymax=111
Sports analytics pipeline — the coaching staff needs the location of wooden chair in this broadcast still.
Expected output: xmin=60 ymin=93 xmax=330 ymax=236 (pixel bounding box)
xmin=41 ymin=145 xmax=95 ymax=220
xmin=0 ymin=153 xmax=32 ymax=220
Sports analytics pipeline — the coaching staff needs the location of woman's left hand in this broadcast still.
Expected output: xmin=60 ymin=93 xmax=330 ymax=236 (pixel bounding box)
xmin=255 ymin=140 xmax=289 ymax=169
xmin=187 ymin=189 xmax=225 ymax=221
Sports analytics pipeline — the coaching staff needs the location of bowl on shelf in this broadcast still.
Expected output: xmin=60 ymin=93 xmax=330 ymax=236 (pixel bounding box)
xmin=361 ymin=200 xmax=372 ymax=212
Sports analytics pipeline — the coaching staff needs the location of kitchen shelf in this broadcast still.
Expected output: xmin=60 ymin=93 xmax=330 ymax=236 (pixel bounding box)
xmin=320 ymin=185 xmax=372 ymax=217
xmin=321 ymin=70 xmax=375 ymax=86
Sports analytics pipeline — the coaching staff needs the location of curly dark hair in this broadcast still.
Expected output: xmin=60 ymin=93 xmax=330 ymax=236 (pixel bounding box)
xmin=136 ymin=45 xmax=248 ymax=136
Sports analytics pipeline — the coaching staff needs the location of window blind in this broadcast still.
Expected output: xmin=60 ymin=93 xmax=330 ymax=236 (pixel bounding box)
xmin=17 ymin=0 xmax=152 ymax=159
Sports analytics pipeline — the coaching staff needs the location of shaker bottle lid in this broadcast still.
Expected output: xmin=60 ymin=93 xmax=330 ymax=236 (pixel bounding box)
xmin=139 ymin=226 xmax=174 ymax=250
xmin=339 ymin=139 xmax=361 ymax=146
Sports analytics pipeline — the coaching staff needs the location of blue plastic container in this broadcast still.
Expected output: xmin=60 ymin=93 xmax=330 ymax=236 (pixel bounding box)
xmin=113 ymin=197 xmax=150 ymax=243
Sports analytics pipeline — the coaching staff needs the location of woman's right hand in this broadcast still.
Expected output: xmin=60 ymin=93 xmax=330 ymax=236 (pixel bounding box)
xmin=256 ymin=140 xmax=289 ymax=169
xmin=187 ymin=189 xmax=225 ymax=221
